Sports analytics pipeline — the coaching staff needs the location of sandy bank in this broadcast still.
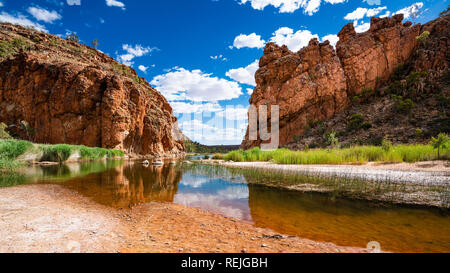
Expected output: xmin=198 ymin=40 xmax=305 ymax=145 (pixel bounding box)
xmin=0 ymin=184 xmax=367 ymax=253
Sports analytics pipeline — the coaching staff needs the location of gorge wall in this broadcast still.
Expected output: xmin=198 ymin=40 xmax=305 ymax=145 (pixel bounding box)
xmin=0 ymin=23 xmax=184 ymax=157
xmin=242 ymin=14 xmax=448 ymax=149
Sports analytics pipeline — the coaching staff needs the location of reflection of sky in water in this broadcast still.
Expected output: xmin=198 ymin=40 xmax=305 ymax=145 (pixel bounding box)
xmin=174 ymin=173 xmax=251 ymax=221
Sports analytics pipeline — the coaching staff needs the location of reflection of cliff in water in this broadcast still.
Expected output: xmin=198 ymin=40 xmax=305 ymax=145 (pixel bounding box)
xmin=247 ymin=184 xmax=450 ymax=253
xmin=61 ymin=162 xmax=182 ymax=208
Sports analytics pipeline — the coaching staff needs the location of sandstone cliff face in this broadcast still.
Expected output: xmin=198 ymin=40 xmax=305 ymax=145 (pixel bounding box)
xmin=242 ymin=14 xmax=437 ymax=149
xmin=337 ymin=15 xmax=420 ymax=95
xmin=0 ymin=23 xmax=184 ymax=156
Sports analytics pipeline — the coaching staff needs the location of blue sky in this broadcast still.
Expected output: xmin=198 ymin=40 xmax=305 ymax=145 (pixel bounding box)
xmin=0 ymin=0 xmax=447 ymax=145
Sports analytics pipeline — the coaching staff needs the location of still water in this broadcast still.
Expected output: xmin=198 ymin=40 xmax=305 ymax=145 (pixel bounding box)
xmin=2 ymin=159 xmax=450 ymax=253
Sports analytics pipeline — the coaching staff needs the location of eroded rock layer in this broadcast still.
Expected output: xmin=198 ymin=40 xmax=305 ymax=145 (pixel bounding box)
xmin=0 ymin=23 xmax=184 ymax=156
xmin=242 ymin=14 xmax=448 ymax=149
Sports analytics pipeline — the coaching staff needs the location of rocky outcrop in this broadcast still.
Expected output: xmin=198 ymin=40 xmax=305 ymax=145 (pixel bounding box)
xmin=243 ymin=39 xmax=348 ymax=148
xmin=336 ymin=14 xmax=420 ymax=94
xmin=0 ymin=23 xmax=184 ymax=157
xmin=242 ymin=14 xmax=440 ymax=149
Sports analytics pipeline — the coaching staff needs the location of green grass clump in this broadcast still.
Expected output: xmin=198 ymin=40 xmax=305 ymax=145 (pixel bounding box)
xmin=106 ymin=149 xmax=125 ymax=158
xmin=222 ymin=144 xmax=448 ymax=165
xmin=40 ymin=144 xmax=124 ymax=162
xmin=80 ymin=146 xmax=108 ymax=160
xmin=0 ymin=123 xmax=12 ymax=139
xmin=0 ymin=139 xmax=32 ymax=172
xmin=0 ymin=139 xmax=33 ymax=160
xmin=0 ymin=38 xmax=32 ymax=58
xmin=40 ymin=144 xmax=74 ymax=163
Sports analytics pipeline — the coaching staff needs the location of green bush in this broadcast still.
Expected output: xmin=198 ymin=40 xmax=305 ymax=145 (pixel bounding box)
xmin=0 ymin=140 xmax=33 ymax=160
xmin=387 ymin=81 xmax=405 ymax=95
xmin=382 ymin=137 xmax=393 ymax=152
xmin=0 ymin=123 xmax=12 ymax=139
xmin=416 ymin=31 xmax=430 ymax=46
xmin=325 ymin=131 xmax=339 ymax=148
xmin=0 ymin=38 xmax=31 ymax=58
xmin=40 ymin=144 xmax=74 ymax=162
xmin=397 ymin=98 xmax=414 ymax=113
xmin=348 ymin=114 xmax=367 ymax=131
xmin=429 ymin=133 xmax=449 ymax=159
xmin=66 ymin=33 xmax=80 ymax=43
xmin=212 ymin=154 xmax=224 ymax=160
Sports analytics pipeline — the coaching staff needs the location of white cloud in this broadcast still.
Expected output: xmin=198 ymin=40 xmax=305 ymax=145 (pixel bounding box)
xmin=232 ymin=33 xmax=265 ymax=49
xmin=354 ymin=21 xmax=370 ymax=33
xmin=170 ymin=102 xmax=223 ymax=114
xmin=180 ymin=175 xmax=213 ymax=189
xmin=216 ymin=107 xmax=249 ymax=121
xmin=178 ymin=118 xmax=246 ymax=145
xmin=239 ymin=0 xmax=347 ymax=15
xmin=247 ymin=88 xmax=254 ymax=95
xmin=117 ymin=44 xmax=157 ymax=66
xmin=394 ymin=2 xmax=424 ymax=19
xmin=138 ymin=65 xmax=148 ymax=73
xmin=270 ymin=27 xmax=318 ymax=52
xmin=380 ymin=11 xmax=391 ymax=18
xmin=363 ymin=0 xmax=380 ymax=5
xmin=27 ymin=7 xmax=62 ymax=23
xmin=344 ymin=6 xmax=386 ymax=21
xmin=106 ymin=0 xmax=125 ymax=10
xmin=226 ymin=60 xmax=259 ymax=86
xmin=0 ymin=12 xmax=47 ymax=32
xmin=269 ymin=27 xmax=341 ymax=51
xmin=67 ymin=0 xmax=81 ymax=6
xmin=210 ymin=54 xmax=227 ymax=61
xmin=173 ymin=185 xmax=250 ymax=220
xmin=151 ymin=68 xmax=242 ymax=102
xmin=321 ymin=34 xmax=339 ymax=47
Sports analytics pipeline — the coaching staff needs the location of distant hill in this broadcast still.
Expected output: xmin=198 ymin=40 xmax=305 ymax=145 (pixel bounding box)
xmin=184 ymin=137 xmax=239 ymax=153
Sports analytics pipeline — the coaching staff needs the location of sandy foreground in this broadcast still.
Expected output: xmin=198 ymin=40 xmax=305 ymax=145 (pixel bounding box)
xmin=206 ymin=161 xmax=450 ymax=186
xmin=0 ymin=184 xmax=368 ymax=253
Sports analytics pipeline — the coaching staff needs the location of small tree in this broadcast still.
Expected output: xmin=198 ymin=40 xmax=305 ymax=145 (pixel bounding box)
xmin=66 ymin=33 xmax=79 ymax=43
xmin=429 ymin=133 xmax=449 ymax=159
xmin=326 ymin=131 xmax=339 ymax=148
xmin=416 ymin=31 xmax=430 ymax=47
xmin=91 ymin=39 xmax=99 ymax=48
xmin=382 ymin=137 xmax=393 ymax=152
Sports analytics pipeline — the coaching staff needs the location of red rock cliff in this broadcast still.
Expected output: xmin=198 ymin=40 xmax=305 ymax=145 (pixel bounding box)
xmin=0 ymin=23 xmax=184 ymax=157
xmin=241 ymin=14 xmax=438 ymax=149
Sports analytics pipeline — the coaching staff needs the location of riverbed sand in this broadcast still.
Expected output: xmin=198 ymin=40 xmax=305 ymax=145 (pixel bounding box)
xmin=0 ymin=184 xmax=368 ymax=253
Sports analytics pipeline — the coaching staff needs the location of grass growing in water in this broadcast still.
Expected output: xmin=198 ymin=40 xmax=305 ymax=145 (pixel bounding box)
xmin=221 ymin=145 xmax=448 ymax=165
xmin=183 ymin=164 xmax=450 ymax=208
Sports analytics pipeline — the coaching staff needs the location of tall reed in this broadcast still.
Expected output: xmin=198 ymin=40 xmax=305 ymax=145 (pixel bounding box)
xmin=223 ymin=145 xmax=448 ymax=165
